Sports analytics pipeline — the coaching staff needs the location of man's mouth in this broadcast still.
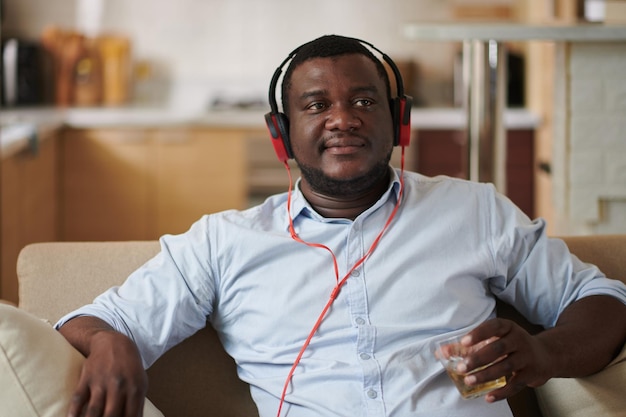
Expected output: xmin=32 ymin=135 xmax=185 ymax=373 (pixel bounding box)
xmin=322 ymin=135 xmax=367 ymax=154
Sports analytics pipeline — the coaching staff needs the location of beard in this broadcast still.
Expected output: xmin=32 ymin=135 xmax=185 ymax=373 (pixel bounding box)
xmin=296 ymin=151 xmax=393 ymax=198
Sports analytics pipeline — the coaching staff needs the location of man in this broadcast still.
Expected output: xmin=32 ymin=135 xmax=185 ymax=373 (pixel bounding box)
xmin=57 ymin=35 xmax=626 ymax=417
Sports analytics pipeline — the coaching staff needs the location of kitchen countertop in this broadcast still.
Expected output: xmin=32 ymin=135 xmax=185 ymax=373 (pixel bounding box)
xmin=1 ymin=106 xmax=540 ymax=157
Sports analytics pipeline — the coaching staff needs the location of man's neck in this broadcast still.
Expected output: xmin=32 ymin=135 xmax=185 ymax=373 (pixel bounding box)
xmin=300 ymin=174 xmax=390 ymax=221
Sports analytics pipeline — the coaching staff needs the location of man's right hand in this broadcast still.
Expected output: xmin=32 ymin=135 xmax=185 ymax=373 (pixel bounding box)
xmin=59 ymin=316 xmax=148 ymax=417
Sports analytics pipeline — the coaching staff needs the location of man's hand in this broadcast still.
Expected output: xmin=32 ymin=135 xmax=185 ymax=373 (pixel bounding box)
xmin=460 ymin=295 xmax=626 ymax=403
xmin=59 ymin=316 xmax=148 ymax=417
xmin=458 ymin=318 xmax=553 ymax=402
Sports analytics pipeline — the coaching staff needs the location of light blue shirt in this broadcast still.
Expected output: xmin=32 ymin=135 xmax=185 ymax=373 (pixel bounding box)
xmin=57 ymin=168 xmax=626 ymax=417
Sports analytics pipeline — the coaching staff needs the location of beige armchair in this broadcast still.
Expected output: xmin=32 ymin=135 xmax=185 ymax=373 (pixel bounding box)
xmin=5 ymin=235 xmax=626 ymax=417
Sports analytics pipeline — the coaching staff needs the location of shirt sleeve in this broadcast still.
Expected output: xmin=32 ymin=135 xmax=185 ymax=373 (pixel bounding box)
xmin=485 ymin=187 xmax=626 ymax=328
xmin=55 ymin=216 xmax=217 ymax=368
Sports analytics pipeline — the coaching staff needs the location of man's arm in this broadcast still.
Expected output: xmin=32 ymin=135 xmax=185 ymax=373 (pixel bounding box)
xmin=459 ymin=295 xmax=626 ymax=402
xmin=535 ymin=295 xmax=626 ymax=376
xmin=59 ymin=316 xmax=148 ymax=417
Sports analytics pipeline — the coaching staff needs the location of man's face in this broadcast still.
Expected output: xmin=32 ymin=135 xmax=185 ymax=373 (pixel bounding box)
xmin=286 ymin=54 xmax=395 ymax=197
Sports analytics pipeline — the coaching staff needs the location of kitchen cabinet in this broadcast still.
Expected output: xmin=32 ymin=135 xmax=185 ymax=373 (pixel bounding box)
xmin=61 ymin=128 xmax=152 ymax=240
xmin=60 ymin=127 xmax=249 ymax=241
xmin=152 ymin=128 xmax=248 ymax=235
xmin=246 ymin=132 xmax=300 ymax=202
xmin=414 ymin=129 xmax=535 ymax=218
xmin=1 ymin=130 xmax=60 ymax=304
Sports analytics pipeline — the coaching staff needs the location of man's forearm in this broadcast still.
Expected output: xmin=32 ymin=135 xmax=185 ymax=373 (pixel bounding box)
xmin=536 ymin=295 xmax=626 ymax=378
xmin=58 ymin=315 xmax=121 ymax=357
xmin=58 ymin=315 xmax=148 ymax=417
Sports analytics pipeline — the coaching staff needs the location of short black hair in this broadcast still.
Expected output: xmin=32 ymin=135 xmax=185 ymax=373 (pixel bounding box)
xmin=280 ymin=35 xmax=392 ymax=115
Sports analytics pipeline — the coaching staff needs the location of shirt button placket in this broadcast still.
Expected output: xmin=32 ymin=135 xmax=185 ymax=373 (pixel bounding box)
xmin=358 ymin=324 xmax=384 ymax=415
xmin=347 ymin=221 xmax=384 ymax=415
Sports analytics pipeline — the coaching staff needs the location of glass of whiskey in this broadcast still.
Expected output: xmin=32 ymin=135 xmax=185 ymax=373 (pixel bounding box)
xmin=434 ymin=334 xmax=507 ymax=399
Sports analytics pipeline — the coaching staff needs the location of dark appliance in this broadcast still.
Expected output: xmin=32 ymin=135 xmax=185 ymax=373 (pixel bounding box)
xmin=454 ymin=49 xmax=525 ymax=108
xmin=1 ymin=38 xmax=48 ymax=106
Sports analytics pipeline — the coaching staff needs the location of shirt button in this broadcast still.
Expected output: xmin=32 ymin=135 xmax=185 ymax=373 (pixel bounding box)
xmin=350 ymin=269 xmax=361 ymax=277
xmin=360 ymin=353 xmax=371 ymax=360
xmin=367 ymin=389 xmax=378 ymax=399
xmin=355 ymin=317 xmax=366 ymax=326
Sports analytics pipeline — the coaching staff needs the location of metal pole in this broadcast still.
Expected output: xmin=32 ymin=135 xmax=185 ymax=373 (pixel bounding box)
xmin=463 ymin=39 xmax=507 ymax=192
xmin=463 ymin=40 xmax=480 ymax=182
xmin=491 ymin=40 xmax=507 ymax=194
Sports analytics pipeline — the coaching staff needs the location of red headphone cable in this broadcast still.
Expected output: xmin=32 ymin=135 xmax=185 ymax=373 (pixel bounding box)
xmin=275 ymin=148 xmax=406 ymax=417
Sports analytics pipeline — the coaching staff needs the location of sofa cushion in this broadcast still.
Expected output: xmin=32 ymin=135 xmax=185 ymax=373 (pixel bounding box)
xmin=17 ymin=241 xmax=161 ymax=323
xmin=17 ymin=241 xmax=259 ymax=417
xmin=534 ymin=343 xmax=626 ymax=417
xmin=0 ymin=303 xmax=163 ymax=417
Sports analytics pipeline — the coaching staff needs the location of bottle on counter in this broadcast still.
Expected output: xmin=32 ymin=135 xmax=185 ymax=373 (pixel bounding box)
xmin=98 ymin=35 xmax=131 ymax=106
xmin=72 ymin=36 xmax=102 ymax=106
xmin=41 ymin=26 xmax=84 ymax=107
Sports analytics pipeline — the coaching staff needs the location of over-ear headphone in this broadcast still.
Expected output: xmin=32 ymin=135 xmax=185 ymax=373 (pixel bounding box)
xmin=264 ymin=37 xmax=413 ymax=163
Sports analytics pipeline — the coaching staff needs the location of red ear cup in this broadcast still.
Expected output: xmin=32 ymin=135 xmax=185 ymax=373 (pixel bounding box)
xmin=264 ymin=112 xmax=293 ymax=162
xmin=390 ymin=96 xmax=413 ymax=147
xmin=397 ymin=96 xmax=413 ymax=147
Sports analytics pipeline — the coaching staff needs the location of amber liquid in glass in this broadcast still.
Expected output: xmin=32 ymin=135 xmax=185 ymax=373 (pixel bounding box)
xmin=445 ymin=356 xmax=507 ymax=399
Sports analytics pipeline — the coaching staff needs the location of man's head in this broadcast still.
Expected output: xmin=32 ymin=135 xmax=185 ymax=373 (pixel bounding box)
xmin=273 ymin=35 xmax=398 ymax=200
xmin=280 ymin=35 xmax=392 ymax=116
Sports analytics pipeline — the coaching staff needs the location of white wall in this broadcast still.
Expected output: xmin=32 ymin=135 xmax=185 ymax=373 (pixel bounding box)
xmin=3 ymin=0 xmax=478 ymax=110
xmin=552 ymin=42 xmax=626 ymax=235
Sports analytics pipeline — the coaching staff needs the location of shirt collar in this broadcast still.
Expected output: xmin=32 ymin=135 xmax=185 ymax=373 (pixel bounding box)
xmin=282 ymin=166 xmax=403 ymax=231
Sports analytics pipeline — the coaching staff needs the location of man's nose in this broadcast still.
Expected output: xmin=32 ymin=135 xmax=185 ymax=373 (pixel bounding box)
xmin=325 ymin=105 xmax=361 ymax=131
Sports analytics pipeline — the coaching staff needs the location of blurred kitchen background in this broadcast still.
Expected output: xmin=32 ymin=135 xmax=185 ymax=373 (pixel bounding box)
xmin=1 ymin=0 xmax=488 ymax=110
xmin=15 ymin=0 xmax=603 ymax=110
xmin=2 ymin=0 xmax=626 ymax=304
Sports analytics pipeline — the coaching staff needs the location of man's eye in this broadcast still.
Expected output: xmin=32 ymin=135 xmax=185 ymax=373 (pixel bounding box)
xmin=307 ymin=102 xmax=326 ymax=111
xmin=355 ymin=98 xmax=373 ymax=107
